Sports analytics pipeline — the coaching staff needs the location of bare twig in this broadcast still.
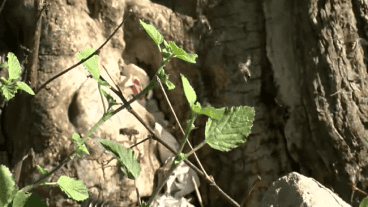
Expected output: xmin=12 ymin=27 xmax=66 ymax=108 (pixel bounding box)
xmin=240 ymin=175 xmax=261 ymax=206
xmin=35 ymin=9 xmax=134 ymax=96
xmin=192 ymin=176 xmax=204 ymax=207
xmin=27 ymin=0 xmax=48 ymax=91
xmin=0 ymin=0 xmax=7 ymax=17
xmin=352 ymin=184 xmax=368 ymax=196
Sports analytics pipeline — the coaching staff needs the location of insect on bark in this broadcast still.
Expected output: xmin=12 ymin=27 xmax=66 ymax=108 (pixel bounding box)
xmin=239 ymin=58 xmax=251 ymax=83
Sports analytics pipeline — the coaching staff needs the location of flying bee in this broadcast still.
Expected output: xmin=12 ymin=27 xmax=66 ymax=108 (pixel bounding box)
xmin=239 ymin=58 xmax=251 ymax=83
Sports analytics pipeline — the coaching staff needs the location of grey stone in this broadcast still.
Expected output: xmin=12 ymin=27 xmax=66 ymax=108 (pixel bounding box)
xmin=260 ymin=172 xmax=351 ymax=207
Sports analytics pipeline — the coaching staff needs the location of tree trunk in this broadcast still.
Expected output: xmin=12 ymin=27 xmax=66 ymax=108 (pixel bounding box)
xmin=155 ymin=0 xmax=368 ymax=207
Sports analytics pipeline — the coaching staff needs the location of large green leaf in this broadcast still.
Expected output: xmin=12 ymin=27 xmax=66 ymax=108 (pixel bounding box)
xmin=205 ymin=106 xmax=255 ymax=151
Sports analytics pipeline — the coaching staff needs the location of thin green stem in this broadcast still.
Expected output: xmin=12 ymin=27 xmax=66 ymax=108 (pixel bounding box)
xmin=98 ymin=84 xmax=107 ymax=113
xmin=184 ymin=140 xmax=206 ymax=158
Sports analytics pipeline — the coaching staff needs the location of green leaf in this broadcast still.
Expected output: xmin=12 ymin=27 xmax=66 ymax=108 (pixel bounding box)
xmin=7 ymin=52 xmax=21 ymax=80
xmin=205 ymin=106 xmax=255 ymax=151
xmin=16 ymin=82 xmax=35 ymax=96
xmin=12 ymin=190 xmax=47 ymax=207
xmin=181 ymin=74 xmax=197 ymax=107
xmin=360 ymin=197 xmax=368 ymax=207
xmin=57 ymin=176 xmax=89 ymax=202
xmin=0 ymin=79 xmax=18 ymax=101
xmin=71 ymin=133 xmax=89 ymax=159
xmin=36 ymin=165 xmax=49 ymax=177
xmin=94 ymin=139 xmax=141 ymax=180
xmin=76 ymin=48 xmax=100 ymax=81
xmin=100 ymin=89 xmax=118 ymax=107
xmin=192 ymin=105 xmax=225 ymax=120
xmin=0 ymin=165 xmax=18 ymax=207
xmin=169 ymin=41 xmax=198 ymax=64
xmin=139 ymin=20 xmax=164 ymax=46
xmin=140 ymin=202 xmax=151 ymax=207
xmin=157 ymin=66 xmax=175 ymax=90
xmin=0 ymin=62 xmax=8 ymax=69
xmin=161 ymin=40 xmax=174 ymax=62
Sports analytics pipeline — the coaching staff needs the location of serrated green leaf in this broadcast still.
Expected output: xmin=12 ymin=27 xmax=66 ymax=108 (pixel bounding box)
xmin=205 ymin=106 xmax=255 ymax=151
xmin=16 ymin=82 xmax=35 ymax=96
xmin=139 ymin=20 xmax=164 ymax=45
xmin=57 ymin=176 xmax=88 ymax=202
xmin=168 ymin=42 xmax=198 ymax=63
xmin=76 ymin=48 xmax=99 ymax=81
xmin=181 ymin=74 xmax=197 ymax=107
xmin=94 ymin=139 xmax=141 ymax=180
xmin=0 ymin=165 xmax=18 ymax=207
xmin=0 ymin=79 xmax=18 ymax=101
xmin=7 ymin=52 xmax=21 ymax=80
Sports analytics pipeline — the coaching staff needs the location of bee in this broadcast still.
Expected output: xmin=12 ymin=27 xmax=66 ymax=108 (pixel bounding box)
xmin=239 ymin=58 xmax=251 ymax=83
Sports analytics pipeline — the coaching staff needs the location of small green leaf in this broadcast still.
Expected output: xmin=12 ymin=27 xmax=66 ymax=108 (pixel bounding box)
xmin=139 ymin=20 xmax=164 ymax=45
xmin=36 ymin=165 xmax=49 ymax=176
xmin=169 ymin=41 xmax=198 ymax=63
xmin=57 ymin=176 xmax=89 ymax=202
xmin=16 ymin=81 xmax=35 ymax=95
xmin=100 ymin=89 xmax=118 ymax=107
xmin=172 ymin=153 xmax=187 ymax=170
xmin=161 ymin=40 xmax=174 ymax=62
xmin=95 ymin=139 xmax=141 ymax=180
xmin=0 ymin=62 xmax=8 ymax=69
xmin=192 ymin=105 xmax=225 ymax=120
xmin=7 ymin=52 xmax=21 ymax=80
xmin=76 ymin=48 xmax=100 ymax=81
xmin=140 ymin=201 xmax=151 ymax=207
xmin=181 ymin=74 xmax=197 ymax=107
xmin=157 ymin=66 xmax=175 ymax=90
xmin=71 ymin=133 xmax=89 ymax=159
xmin=0 ymin=79 xmax=18 ymax=101
xmin=205 ymin=106 xmax=255 ymax=151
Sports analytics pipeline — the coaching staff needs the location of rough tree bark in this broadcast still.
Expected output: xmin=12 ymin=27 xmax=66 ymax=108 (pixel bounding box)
xmin=151 ymin=0 xmax=368 ymax=207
